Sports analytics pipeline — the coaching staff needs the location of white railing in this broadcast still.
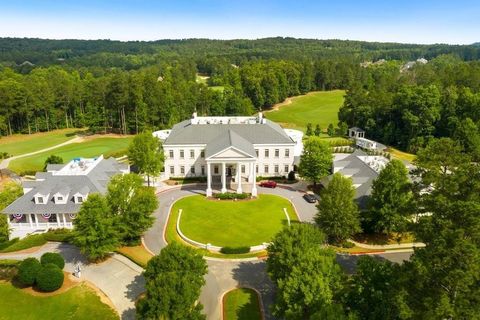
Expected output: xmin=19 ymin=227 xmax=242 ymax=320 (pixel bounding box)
xmin=9 ymin=222 xmax=73 ymax=230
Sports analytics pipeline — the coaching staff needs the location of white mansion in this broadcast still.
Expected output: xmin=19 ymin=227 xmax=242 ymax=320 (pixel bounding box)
xmin=155 ymin=113 xmax=302 ymax=197
xmin=2 ymin=156 xmax=129 ymax=239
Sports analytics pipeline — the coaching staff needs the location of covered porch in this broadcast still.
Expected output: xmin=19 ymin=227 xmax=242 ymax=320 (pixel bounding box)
xmin=6 ymin=213 xmax=75 ymax=239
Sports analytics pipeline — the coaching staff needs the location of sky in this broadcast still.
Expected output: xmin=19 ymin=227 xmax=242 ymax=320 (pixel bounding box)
xmin=0 ymin=0 xmax=479 ymax=44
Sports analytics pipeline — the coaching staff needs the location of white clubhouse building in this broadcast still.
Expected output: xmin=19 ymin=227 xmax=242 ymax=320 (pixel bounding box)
xmin=156 ymin=113 xmax=302 ymax=197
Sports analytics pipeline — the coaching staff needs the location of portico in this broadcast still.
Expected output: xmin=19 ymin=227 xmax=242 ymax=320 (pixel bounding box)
xmin=206 ymin=160 xmax=257 ymax=197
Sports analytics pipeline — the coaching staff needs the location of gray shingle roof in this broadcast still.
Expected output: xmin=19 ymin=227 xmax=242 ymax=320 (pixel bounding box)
xmin=2 ymin=157 xmax=127 ymax=215
xmin=205 ymin=130 xmax=256 ymax=158
xmin=164 ymin=119 xmax=294 ymax=145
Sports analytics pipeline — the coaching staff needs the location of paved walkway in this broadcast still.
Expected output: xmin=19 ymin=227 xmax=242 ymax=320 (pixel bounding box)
xmin=0 ymin=136 xmax=82 ymax=170
xmin=0 ymin=242 xmax=144 ymax=320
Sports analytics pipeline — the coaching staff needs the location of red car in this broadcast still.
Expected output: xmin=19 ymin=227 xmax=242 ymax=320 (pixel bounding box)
xmin=259 ymin=180 xmax=277 ymax=188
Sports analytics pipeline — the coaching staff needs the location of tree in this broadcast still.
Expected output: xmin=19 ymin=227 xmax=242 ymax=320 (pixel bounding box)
xmin=298 ymin=137 xmax=332 ymax=186
xmin=306 ymin=123 xmax=313 ymax=136
xmin=0 ymin=182 xmax=22 ymax=242
xmin=327 ymin=123 xmax=335 ymax=136
xmin=314 ymin=124 xmax=321 ymax=136
xmin=72 ymin=194 xmax=120 ymax=261
xmin=17 ymin=257 xmax=41 ymax=286
xmin=128 ymin=131 xmax=164 ymax=186
xmin=36 ymin=263 xmax=64 ymax=292
xmin=336 ymin=122 xmax=348 ymax=136
xmin=107 ymin=174 xmax=157 ymax=244
xmin=267 ymin=224 xmax=344 ymax=319
xmin=43 ymin=155 xmax=63 ymax=171
xmin=315 ymin=173 xmax=360 ymax=244
xmin=366 ymin=159 xmax=413 ymax=234
xmin=137 ymin=242 xmax=208 ymax=320
xmin=345 ymin=256 xmax=404 ymax=320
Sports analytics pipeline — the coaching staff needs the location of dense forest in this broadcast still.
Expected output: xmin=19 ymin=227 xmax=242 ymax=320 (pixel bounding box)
xmin=1 ymin=37 xmax=480 ymax=154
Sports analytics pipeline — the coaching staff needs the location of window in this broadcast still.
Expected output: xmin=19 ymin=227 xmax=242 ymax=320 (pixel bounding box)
xmin=57 ymin=196 xmax=63 ymax=201
xmin=285 ymin=149 xmax=290 ymax=157
xmin=190 ymin=149 xmax=195 ymax=159
xmin=48 ymin=214 xmax=58 ymax=223
xmin=201 ymin=150 xmax=205 ymax=158
xmin=241 ymin=165 xmax=245 ymax=173
xmin=274 ymin=165 xmax=279 ymax=173
xmin=170 ymin=166 xmax=175 ymax=174
xmin=180 ymin=166 xmax=185 ymax=174
xmin=255 ymin=149 xmax=259 ymax=157
xmin=214 ymin=166 xmax=219 ymax=174
xmin=201 ymin=166 xmax=205 ymax=175
xmin=180 ymin=150 xmax=184 ymax=159
xmin=169 ymin=150 xmax=174 ymax=158
xmin=285 ymin=165 xmax=289 ymax=173
xmin=190 ymin=166 xmax=195 ymax=174
xmin=37 ymin=197 xmax=44 ymax=204
xmin=76 ymin=196 xmax=83 ymax=203
xmin=264 ymin=165 xmax=269 ymax=173
xmin=265 ymin=149 xmax=269 ymax=158
xmin=275 ymin=149 xmax=279 ymax=157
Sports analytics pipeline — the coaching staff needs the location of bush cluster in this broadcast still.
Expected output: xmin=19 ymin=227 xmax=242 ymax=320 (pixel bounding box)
xmin=213 ymin=192 xmax=250 ymax=200
xmin=43 ymin=228 xmax=73 ymax=243
xmin=220 ymin=246 xmax=251 ymax=254
xmin=17 ymin=252 xmax=65 ymax=292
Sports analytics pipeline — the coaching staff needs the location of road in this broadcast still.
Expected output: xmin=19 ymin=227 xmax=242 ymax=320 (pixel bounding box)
xmin=144 ymin=184 xmax=412 ymax=320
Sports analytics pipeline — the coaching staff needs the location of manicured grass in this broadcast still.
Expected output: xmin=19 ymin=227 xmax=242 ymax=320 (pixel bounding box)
xmin=223 ymin=288 xmax=262 ymax=320
xmin=387 ymin=147 xmax=416 ymax=162
xmin=0 ymin=234 xmax=47 ymax=253
xmin=0 ymin=129 xmax=80 ymax=156
xmin=174 ymin=194 xmax=297 ymax=248
xmin=8 ymin=137 xmax=133 ymax=174
xmin=116 ymin=245 xmax=153 ymax=268
xmin=0 ymin=282 xmax=118 ymax=320
xmin=265 ymin=90 xmax=345 ymax=132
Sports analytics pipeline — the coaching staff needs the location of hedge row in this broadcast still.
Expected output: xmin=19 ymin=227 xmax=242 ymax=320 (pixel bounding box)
xmin=213 ymin=192 xmax=250 ymax=200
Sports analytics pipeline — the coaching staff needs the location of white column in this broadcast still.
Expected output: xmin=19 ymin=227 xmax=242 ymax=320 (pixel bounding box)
xmin=221 ymin=162 xmax=227 ymax=193
xmin=251 ymin=161 xmax=258 ymax=197
xmin=62 ymin=214 xmax=67 ymax=227
xmin=34 ymin=214 xmax=39 ymax=228
xmin=57 ymin=214 xmax=61 ymax=227
xmin=28 ymin=214 xmax=33 ymax=228
xmin=206 ymin=162 xmax=212 ymax=197
xmin=236 ymin=162 xmax=242 ymax=194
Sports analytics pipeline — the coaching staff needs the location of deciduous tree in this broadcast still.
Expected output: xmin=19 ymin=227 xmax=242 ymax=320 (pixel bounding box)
xmin=298 ymin=137 xmax=332 ymax=186
xmin=128 ymin=131 xmax=164 ymax=186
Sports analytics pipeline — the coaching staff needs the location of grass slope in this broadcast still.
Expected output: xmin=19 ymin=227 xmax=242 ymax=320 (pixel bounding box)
xmin=0 ymin=129 xmax=80 ymax=156
xmin=265 ymin=90 xmax=345 ymax=132
xmin=175 ymin=194 xmax=297 ymax=248
xmin=223 ymin=288 xmax=262 ymax=320
xmin=0 ymin=283 xmax=118 ymax=320
xmin=8 ymin=137 xmax=133 ymax=174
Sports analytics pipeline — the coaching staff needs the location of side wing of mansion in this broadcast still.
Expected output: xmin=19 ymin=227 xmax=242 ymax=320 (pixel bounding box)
xmin=156 ymin=113 xmax=302 ymax=197
xmin=2 ymin=155 xmax=129 ymax=239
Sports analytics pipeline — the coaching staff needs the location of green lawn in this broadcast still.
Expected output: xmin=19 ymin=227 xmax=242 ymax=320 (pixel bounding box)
xmin=223 ymin=288 xmax=262 ymax=320
xmin=8 ymin=137 xmax=133 ymax=175
xmin=0 ymin=129 xmax=80 ymax=156
xmin=265 ymin=90 xmax=345 ymax=132
xmin=174 ymin=194 xmax=297 ymax=248
xmin=0 ymin=283 xmax=118 ymax=320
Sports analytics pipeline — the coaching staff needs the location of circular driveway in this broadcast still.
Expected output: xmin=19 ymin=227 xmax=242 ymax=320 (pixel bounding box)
xmin=143 ymin=184 xmax=412 ymax=320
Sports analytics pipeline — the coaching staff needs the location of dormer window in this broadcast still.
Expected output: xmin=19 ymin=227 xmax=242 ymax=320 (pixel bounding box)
xmin=76 ymin=196 xmax=83 ymax=203
xmin=37 ymin=197 xmax=44 ymax=204
xmin=57 ymin=196 xmax=63 ymax=201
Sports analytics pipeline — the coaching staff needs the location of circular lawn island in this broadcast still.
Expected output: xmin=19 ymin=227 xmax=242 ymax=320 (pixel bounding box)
xmin=173 ymin=194 xmax=298 ymax=248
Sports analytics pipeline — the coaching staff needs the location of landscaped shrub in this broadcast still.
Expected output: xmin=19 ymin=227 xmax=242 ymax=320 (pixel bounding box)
xmin=214 ymin=192 xmax=250 ymax=200
xmin=43 ymin=228 xmax=73 ymax=242
xmin=288 ymin=171 xmax=296 ymax=181
xmin=220 ymin=246 xmax=251 ymax=254
xmin=17 ymin=257 xmax=41 ymax=286
xmin=341 ymin=241 xmax=355 ymax=248
xmin=0 ymin=259 xmax=20 ymax=280
xmin=35 ymin=263 xmax=64 ymax=292
xmin=0 ymin=234 xmax=47 ymax=253
xmin=0 ymin=238 xmax=19 ymax=251
xmin=40 ymin=252 xmax=65 ymax=270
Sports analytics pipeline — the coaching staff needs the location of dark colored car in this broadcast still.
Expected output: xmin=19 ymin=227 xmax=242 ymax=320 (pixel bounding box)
xmin=303 ymin=193 xmax=317 ymax=203
xmin=259 ymin=180 xmax=277 ymax=188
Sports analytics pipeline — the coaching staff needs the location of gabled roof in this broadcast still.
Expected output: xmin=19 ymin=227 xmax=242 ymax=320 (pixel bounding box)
xmin=205 ymin=130 xmax=256 ymax=158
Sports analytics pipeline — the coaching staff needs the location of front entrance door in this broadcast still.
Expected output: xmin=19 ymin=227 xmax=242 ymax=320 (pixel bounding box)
xmin=226 ymin=166 xmax=232 ymax=176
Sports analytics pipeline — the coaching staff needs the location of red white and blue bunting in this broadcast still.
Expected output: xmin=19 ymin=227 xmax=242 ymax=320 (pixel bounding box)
xmin=41 ymin=213 xmax=51 ymax=219
xmin=12 ymin=213 xmax=23 ymax=220
xmin=68 ymin=213 xmax=76 ymax=219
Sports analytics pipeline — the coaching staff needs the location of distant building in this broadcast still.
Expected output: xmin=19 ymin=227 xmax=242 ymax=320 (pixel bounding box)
xmin=348 ymin=127 xmax=365 ymax=139
xmin=355 ymin=137 xmax=378 ymax=150
xmin=2 ymin=155 xmax=129 ymax=239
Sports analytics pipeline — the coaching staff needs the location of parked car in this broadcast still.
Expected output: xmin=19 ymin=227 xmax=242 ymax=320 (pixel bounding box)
xmin=303 ymin=192 xmax=317 ymax=203
xmin=259 ymin=180 xmax=277 ymax=188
